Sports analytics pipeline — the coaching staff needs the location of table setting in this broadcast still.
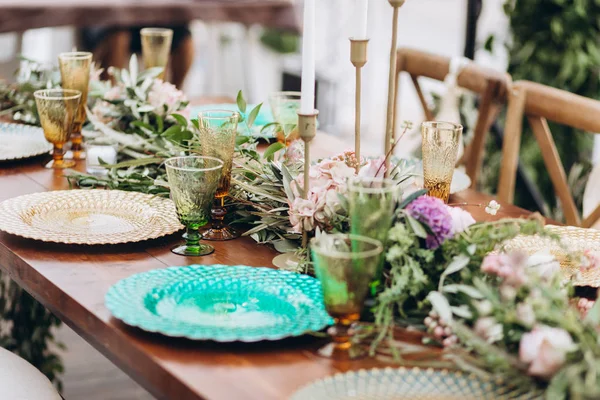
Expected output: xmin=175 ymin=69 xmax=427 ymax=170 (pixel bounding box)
xmin=1 ymin=1 xmax=600 ymax=400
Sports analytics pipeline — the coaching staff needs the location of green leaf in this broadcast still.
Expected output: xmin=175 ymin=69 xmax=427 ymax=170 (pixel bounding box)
xmin=406 ymin=215 xmax=428 ymax=238
xmin=191 ymin=118 xmax=199 ymax=130
xmin=273 ymin=239 xmax=299 ymax=253
xmin=236 ymin=90 xmax=247 ymax=114
xmin=106 ymin=157 xmax=164 ymax=169
xmin=161 ymin=124 xmax=181 ymax=138
xmin=136 ymin=105 xmax=155 ymax=113
xmin=585 ymin=298 xmax=600 ymax=325
xmin=263 ymin=142 xmax=285 ymax=161
xmin=260 ymin=122 xmax=281 ymax=133
xmin=247 ymin=103 xmax=263 ymax=128
xmin=427 ymin=291 xmax=453 ymax=323
xmin=450 ymin=305 xmax=473 ymax=319
xmin=439 ymin=255 xmax=470 ymax=290
xmin=236 ymin=135 xmax=250 ymax=146
xmin=399 ymin=189 xmax=427 ymax=209
xmin=156 ymin=114 xmax=164 ymax=133
xmin=171 ymin=113 xmax=188 ymax=127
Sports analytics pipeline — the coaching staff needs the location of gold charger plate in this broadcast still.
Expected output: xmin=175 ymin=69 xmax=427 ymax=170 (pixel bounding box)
xmin=503 ymin=225 xmax=600 ymax=287
xmin=0 ymin=190 xmax=183 ymax=245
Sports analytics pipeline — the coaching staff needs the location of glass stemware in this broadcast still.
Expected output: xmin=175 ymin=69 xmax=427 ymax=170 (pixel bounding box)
xmin=310 ymin=233 xmax=383 ymax=360
xmin=421 ymin=121 xmax=462 ymax=203
xmin=58 ymin=51 xmax=92 ymax=160
xmin=140 ymin=27 xmax=173 ymax=80
xmin=197 ymin=110 xmax=240 ymax=241
xmin=34 ymin=89 xmax=82 ymax=169
xmin=268 ymin=91 xmax=302 ymax=144
xmin=164 ymin=156 xmax=224 ymax=256
xmin=348 ymin=177 xmax=400 ymax=286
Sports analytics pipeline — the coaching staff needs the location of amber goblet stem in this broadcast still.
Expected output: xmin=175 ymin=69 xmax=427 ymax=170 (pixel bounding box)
xmin=70 ymin=122 xmax=84 ymax=158
xmin=210 ymin=196 xmax=227 ymax=232
xmin=52 ymin=143 xmax=65 ymax=164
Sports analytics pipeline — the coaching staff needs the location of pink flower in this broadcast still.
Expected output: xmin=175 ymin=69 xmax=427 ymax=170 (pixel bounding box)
xmin=519 ymin=325 xmax=576 ymax=379
xmin=581 ymin=249 xmax=600 ymax=272
xmin=147 ymin=79 xmax=187 ymax=116
xmin=516 ymin=303 xmax=536 ymax=327
xmin=285 ymin=140 xmax=304 ymax=164
xmin=104 ymin=85 xmax=125 ymax=101
xmin=474 ymin=317 xmax=503 ymax=343
xmin=446 ymin=206 xmax=475 ymax=234
xmin=358 ymin=155 xmax=386 ymax=178
xmin=288 ymin=198 xmax=316 ymax=233
xmin=480 ymin=253 xmax=529 ymax=287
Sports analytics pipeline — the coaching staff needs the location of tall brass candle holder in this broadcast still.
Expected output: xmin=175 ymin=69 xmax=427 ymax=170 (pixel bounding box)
xmin=384 ymin=0 xmax=406 ymax=163
xmin=298 ymin=110 xmax=319 ymax=248
xmin=350 ymin=39 xmax=369 ymax=169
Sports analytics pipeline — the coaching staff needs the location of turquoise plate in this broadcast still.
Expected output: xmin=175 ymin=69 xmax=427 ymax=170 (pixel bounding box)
xmin=190 ymin=104 xmax=276 ymax=138
xmin=290 ymin=367 xmax=542 ymax=400
xmin=105 ymin=264 xmax=333 ymax=342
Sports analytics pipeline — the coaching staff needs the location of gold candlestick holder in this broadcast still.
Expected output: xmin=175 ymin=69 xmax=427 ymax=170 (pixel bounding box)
xmin=350 ymin=38 xmax=369 ymax=170
xmin=384 ymin=0 xmax=406 ymax=166
xmin=298 ymin=110 xmax=319 ymax=248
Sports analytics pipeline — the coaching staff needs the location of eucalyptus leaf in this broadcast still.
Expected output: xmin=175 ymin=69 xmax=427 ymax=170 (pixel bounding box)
xmin=136 ymin=105 xmax=155 ymax=113
xmin=273 ymin=239 xmax=299 ymax=253
xmin=247 ymin=103 xmax=263 ymax=128
xmin=406 ymin=215 xmax=428 ymax=238
xmin=236 ymin=90 xmax=247 ymax=113
xmin=263 ymin=142 xmax=285 ymax=161
xmin=438 ymin=255 xmax=470 ymax=291
xmin=399 ymin=189 xmax=427 ymax=209
xmin=427 ymin=291 xmax=453 ymax=323
xmin=443 ymin=284 xmax=484 ymax=299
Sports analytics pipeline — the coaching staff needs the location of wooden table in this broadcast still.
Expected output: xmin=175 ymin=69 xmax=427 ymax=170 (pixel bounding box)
xmin=0 ymin=153 xmax=539 ymax=399
xmin=0 ymin=0 xmax=299 ymax=33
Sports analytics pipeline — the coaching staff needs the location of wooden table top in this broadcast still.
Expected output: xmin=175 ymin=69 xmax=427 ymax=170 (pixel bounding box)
xmin=0 ymin=145 xmax=541 ymax=399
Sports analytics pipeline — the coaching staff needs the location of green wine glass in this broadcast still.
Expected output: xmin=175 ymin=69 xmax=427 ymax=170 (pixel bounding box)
xmin=165 ymin=156 xmax=224 ymax=256
xmin=310 ymin=233 xmax=383 ymax=360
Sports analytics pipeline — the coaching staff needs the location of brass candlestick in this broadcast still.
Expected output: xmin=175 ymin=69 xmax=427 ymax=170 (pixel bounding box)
xmin=384 ymin=0 xmax=406 ymax=165
xmin=350 ymin=39 xmax=369 ymax=170
xmin=298 ymin=110 xmax=319 ymax=248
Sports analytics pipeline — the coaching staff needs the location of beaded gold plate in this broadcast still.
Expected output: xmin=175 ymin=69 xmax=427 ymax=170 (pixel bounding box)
xmin=0 ymin=122 xmax=52 ymax=161
xmin=290 ymin=367 xmax=540 ymax=400
xmin=0 ymin=190 xmax=183 ymax=245
xmin=503 ymin=225 xmax=600 ymax=287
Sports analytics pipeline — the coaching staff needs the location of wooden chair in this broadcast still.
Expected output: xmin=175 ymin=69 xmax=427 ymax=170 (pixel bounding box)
xmin=394 ymin=48 xmax=511 ymax=186
xmin=497 ymin=80 xmax=600 ymax=227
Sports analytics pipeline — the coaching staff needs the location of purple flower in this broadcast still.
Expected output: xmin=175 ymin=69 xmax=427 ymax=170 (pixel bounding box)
xmin=406 ymin=196 xmax=453 ymax=249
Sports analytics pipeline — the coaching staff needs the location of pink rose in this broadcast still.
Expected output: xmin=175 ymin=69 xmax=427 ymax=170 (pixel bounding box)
xmin=104 ymin=85 xmax=125 ymax=101
xmin=519 ymin=325 xmax=576 ymax=379
xmin=148 ymin=79 xmax=187 ymax=116
xmin=446 ymin=206 xmax=475 ymax=234
xmin=358 ymin=155 xmax=386 ymax=178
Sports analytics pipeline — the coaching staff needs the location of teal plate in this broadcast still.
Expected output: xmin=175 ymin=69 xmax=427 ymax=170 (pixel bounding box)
xmin=290 ymin=367 xmax=542 ymax=400
xmin=190 ymin=104 xmax=276 ymax=138
xmin=105 ymin=265 xmax=333 ymax=342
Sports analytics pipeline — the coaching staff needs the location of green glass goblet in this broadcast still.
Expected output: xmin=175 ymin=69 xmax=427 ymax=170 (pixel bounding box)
xmin=196 ymin=110 xmax=240 ymax=241
xmin=165 ymin=156 xmax=224 ymax=256
xmin=268 ymin=91 xmax=301 ymax=143
xmin=348 ymin=177 xmax=400 ymax=286
xmin=310 ymin=233 xmax=383 ymax=360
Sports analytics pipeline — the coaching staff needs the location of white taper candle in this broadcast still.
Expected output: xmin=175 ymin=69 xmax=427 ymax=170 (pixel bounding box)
xmin=354 ymin=0 xmax=369 ymax=39
xmin=300 ymin=0 xmax=316 ymax=114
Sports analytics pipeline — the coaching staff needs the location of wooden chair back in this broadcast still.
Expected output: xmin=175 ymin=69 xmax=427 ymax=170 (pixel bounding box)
xmin=497 ymin=80 xmax=600 ymax=227
xmin=394 ymin=48 xmax=511 ymax=186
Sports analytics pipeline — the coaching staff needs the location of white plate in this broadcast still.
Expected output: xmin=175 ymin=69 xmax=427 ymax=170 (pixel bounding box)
xmin=0 ymin=122 xmax=52 ymax=161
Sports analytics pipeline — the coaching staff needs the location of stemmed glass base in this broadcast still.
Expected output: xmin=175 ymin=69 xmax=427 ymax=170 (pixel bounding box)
xmin=202 ymin=197 xmax=240 ymax=241
xmin=171 ymin=227 xmax=215 ymax=256
xmin=317 ymin=320 xmax=366 ymax=361
xmin=46 ymin=145 xmax=75 ymax=169
xmin=66 ymin=126 xmax=86 ymax=160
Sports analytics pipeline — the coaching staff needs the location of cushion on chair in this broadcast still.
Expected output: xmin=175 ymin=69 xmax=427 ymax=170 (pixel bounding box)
xmin=0 ymin=346 xmax=62 ymax=400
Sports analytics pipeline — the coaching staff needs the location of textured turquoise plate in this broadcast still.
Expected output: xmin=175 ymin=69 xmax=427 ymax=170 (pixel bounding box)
xmin=190 ymin=104 xmax=276 ymax=138
xmin=105 ymin=265 xmax=333 ymax=342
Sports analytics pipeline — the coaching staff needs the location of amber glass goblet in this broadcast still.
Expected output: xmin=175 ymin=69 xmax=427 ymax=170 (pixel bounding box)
xmin=421 ymin=121 xmax=462 ymax=203
xmin=34 ymin=89 xmax=81 ymax=169
xmin=58 ymin=51 xmax=92 ymax=160
xmin=197 ymin=110 xmax=240 ymax=241
xmin=140 ymin=27 xmax=173 ymax=80
xmin=165 ymin=156 xmax=224 ymax=256
xmin=310 ymin=233 xmax=383 ymax=360
xmin=268 ymin=91 xmax=301 ymax=143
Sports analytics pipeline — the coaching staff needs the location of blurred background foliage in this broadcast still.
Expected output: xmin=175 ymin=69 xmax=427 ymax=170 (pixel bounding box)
xmin=481 ymin=0 xmax=599 ymax=220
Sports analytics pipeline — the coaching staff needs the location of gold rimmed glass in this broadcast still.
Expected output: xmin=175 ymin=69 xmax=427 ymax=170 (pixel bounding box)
xmin=268 ymin=91 xmax=301 ymax=143
xmin=310 ymin=233 xmax=383 ymax=360
xmin=140 ymin=27 xmax=173 ymax=80
xmin=34 ymin=89 xmax=81 ymax=169
xmin=197 ymin=110 xmax=240 ymax=241
xmin=421 ymin=121 xmax=463 ymax=203
xmin=58 ymin=51 xmax=92 ymax=160
xmin=165 ymin=156 xmax=224 ymax=256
